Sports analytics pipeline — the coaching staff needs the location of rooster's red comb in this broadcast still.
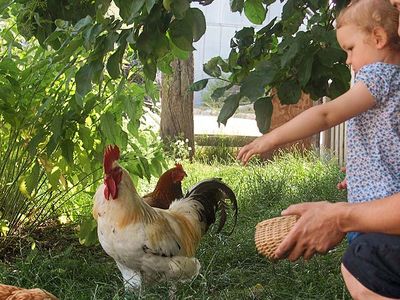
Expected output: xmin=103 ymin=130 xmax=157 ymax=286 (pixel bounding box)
xmin=103 ymin=145 xmax=120 ymax=174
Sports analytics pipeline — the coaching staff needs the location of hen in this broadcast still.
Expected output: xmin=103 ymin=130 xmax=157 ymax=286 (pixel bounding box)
xmin=93 ymin=145 xmax=238 ymax=290
xmin=142 ymin=163 xmax=187 ymax=209
xmin=0 ymin=284 xmax=58 ymax=300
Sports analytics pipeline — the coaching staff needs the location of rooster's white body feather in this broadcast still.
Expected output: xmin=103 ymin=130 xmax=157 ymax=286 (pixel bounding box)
xmin=94 ymin=149 xmax=236 ymax=290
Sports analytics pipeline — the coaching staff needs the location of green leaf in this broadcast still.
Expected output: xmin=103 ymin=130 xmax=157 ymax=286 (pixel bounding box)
xmin=317 ymin=47 xmax=346 ymax=67
xmin=78 ymin=217 xmax=98 ymax=246
xmin=19 ymin=179 xmax=31 ymax=199
xmin=282 ymin=0 xmax=297 ymax=21
xmin=230 ymin=0 xmax=244 ymax=12
xmin=0 ymin=0 xmax=12 ymax=13
xmin=163 ymin=0 xmax=172 ymax=11
xmin=126 ymin=160 xmax=144 ymax=179
xmin=114 ymin=0 xmax=145 ymax=23
xmin=258 ymin=17 xmax=277 ymax=35
xmin=137 ymin=30 xmax=155 ymax=55
xmin=27 ymin=130 xmax=46 ymax=156
xmin=280 ymin=38 xmax=299 ymax=67
xmin=240 ymin=71 xmax=266 ymax=101
xmin=25 ymin=162 xmax=40 ymax=196
xmin=142 ymin=56 xmax=157 ymax=81
xmin=75 ymin=64 xmax=93 ymax=98
xmin=217 ymin=93 xmax=241 ymax=126
xmin=100 ymin=111 xmax=120 ymax=143
xmin=169 ymin=18 xmax=194 ymax=51
xmin=73 ymin=15 xmax=93 ymax=32
xmin=50 ymin=116 xmax=63 ymax=139
xmin=298 ymin=53 xmax=314 ymax=87
xmin=43 ymin=31 xmax=63 ymax=48
xmin=0 ymin=57 xmax=19 ymax=76
xmin=61 ymin=139 xmax=74 ymax=164
xmin=46 ymin=135 xmax=58 ymax=157
xmin=278 ymin=79 xmax=302 ymax=105
xmin=122 ymin=92 xmax=142 ymax=122
xmin=240 ymin=61 xmax=278 ymax=101
xmin=328 ymin=77 xmax=348 ymax=99
xmin=83 ymin=24 xmax=103 ymax=50
xmin=186 ymin=8 xmax=206 ymax=42
xmin=254 ymin=96 xmax=273 ymax=133
xmin=146 ymin=0 xmax=157 ymax=13
xmin=333 ymin=63 xmax=351 ymax=86
xmin=95 ymin=0 xmax=112 ymax=21
xmin=79 ymin=125 xmax=94 ymax=151
xmin=171 ymin=0 xmax=189 ymax=19
xmin=153 ymin=34 xmax=170 ymax=58
xmin=106 ymin=43 xmax=126 ymax=79
xmin=234 ymin=27 xmax=254 ymax=48
xmin=61 ymin=36 xmax=83 ymax=59
xmin=282 ymin=0 xmax=305 ymax=34
xmin=158 ymin=53 xmax=174 ymax=73
xmin=190 ymin=79 xmax=208 ymax=91
xmin=48 ymin=167 xmax=62 ymax=190
xmin=54 ymin=19 xmax=68 ymax=29
xmin=244 ymin=0 xmax=266 ymax=25
xmin=138 ymin=157 xmax=151 ymax=182
xmin=211 ymin=84 xmax=232 ymax=100
xmin=150 ymin=157 xmax=163 ymax=177
xmin=89 ymin=59 xmax=104 ymax=85
xmin=203 ymin=57 xmax=222 ymax=77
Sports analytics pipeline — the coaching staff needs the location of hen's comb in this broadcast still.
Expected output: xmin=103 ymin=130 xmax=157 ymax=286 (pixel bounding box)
xmin=103 ymin=145 xmax=120 ymax=174
xmin=175 ymin=163 xmax=183 ymax=171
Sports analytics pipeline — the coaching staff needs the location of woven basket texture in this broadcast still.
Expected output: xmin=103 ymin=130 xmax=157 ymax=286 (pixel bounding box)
xmin=255 ymin=215 xmax=298 ymax=259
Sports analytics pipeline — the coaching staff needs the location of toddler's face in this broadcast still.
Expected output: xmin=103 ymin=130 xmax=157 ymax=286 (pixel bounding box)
xmin=336 ymin=25 xmax=381 ymax=73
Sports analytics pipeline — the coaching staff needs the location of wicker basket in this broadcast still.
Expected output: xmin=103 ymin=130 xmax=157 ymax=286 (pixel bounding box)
xmin=254 ymin=215 xmax=298 ymax=260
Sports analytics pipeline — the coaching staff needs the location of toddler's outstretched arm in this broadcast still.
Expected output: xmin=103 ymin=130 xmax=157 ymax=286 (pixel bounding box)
xmin=237 ymin=82 xmax=375 ymax=165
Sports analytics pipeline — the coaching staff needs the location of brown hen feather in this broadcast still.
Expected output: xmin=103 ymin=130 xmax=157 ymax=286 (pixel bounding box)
xmin=0 ymin=284 xmax=58 ymax=300
xmin=143 ymin=164 xmax=187 ymax=209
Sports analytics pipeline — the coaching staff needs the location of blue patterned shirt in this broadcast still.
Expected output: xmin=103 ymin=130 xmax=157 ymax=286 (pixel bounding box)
xmin=346 ymin=62 xmax=400 ymax=204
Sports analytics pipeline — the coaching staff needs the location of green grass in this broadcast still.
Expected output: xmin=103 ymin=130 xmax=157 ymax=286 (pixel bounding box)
xmin=0 ymin=151 xmax=349 ymax=299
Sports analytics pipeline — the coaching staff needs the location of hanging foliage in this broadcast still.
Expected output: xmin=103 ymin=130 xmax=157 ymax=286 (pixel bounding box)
xmin=193 ymin=0 xmax=351 ymax=133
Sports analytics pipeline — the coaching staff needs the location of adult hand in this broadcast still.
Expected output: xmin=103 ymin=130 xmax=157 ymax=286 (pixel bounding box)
xmin=237 ymin=135 xmax=273 ymax=165
xmin=274 ymin=201 xmax=346 ymax=261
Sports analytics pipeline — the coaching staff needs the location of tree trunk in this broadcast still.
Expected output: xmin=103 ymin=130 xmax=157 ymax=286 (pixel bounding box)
xmin=160 ymin=54 xmax=195 ymax=158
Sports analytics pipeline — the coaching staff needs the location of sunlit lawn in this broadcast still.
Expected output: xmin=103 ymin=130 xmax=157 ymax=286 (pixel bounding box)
xmin=0 ymin=151 xmax=350 ymax=299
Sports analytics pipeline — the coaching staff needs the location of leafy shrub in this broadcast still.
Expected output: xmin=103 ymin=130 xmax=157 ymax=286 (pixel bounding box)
xmin=0 ymin=8 xmax=166 ymax=245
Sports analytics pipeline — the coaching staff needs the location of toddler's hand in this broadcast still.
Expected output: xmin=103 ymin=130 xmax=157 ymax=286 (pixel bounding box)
xmin=237 ymin=135 xmax=272 ymax=165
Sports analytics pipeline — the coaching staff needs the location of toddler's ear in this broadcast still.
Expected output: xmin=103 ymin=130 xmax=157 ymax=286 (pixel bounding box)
xmin=373 ymin=26 xmax=389 ymax=49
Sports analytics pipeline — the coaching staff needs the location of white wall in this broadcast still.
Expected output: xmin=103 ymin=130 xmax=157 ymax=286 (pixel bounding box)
xmin=192 ymin=2 xmax=284 ymax=105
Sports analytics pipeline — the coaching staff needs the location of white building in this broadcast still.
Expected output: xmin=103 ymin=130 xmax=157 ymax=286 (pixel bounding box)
xmin=192 ymin=1 xmax=284 ymax=105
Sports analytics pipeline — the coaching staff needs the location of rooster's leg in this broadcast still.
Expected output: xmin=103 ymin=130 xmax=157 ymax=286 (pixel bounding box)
xmin=117 ymin=262 xmax=142 ymax=292
xmin=168 ymin=283 xmax=177 ymax=300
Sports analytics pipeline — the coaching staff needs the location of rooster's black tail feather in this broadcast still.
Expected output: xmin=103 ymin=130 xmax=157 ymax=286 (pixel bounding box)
xmin=185 ymin=178 xmax=238 ymax=234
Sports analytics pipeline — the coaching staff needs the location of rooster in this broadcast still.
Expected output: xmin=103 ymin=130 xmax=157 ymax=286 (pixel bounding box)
xmin=0 ymin=284 xmax=58 ymax=300
xmin=93 ymin=145 xmax=238 ymax=290
xmin=142 ymin=163 xmax=187 ymax=209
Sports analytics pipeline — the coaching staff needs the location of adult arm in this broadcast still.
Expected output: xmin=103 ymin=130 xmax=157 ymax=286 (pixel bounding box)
xmin=275 ymin=192 xmax=400 ymax=261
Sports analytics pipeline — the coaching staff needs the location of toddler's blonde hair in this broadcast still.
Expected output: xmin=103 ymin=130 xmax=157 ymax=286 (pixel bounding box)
xmin=337 ymin=0 xmax=400 ymax=50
